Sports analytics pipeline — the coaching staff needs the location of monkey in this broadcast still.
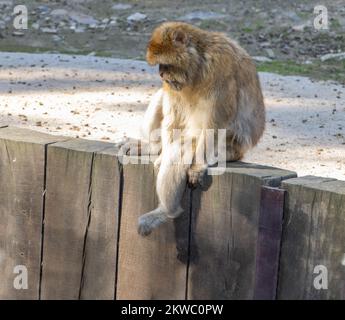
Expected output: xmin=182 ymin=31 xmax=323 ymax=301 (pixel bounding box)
xmin=134 ymin=21 xmax=265 ymax=236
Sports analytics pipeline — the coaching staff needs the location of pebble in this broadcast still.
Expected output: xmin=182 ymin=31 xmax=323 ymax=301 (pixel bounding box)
xmin=112 ymin=3 xmax=132 ymax=10
xmin=179 ymin=11 xmax=226 ymax=21
xmin=127 ymin=12 xmax=147 ymax=23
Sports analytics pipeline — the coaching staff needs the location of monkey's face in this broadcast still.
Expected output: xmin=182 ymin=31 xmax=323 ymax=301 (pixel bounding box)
xmin=146 ymin=22 xmax=201 ymax=91
xmin=158 ymin=63 xmax=185 ymax=91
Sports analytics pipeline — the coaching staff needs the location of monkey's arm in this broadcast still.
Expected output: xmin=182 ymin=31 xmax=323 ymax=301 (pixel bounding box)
xmin=117 ymin=89 xmax=163 ymax=157
xmin=141 ymin=88 xmax=163 ymax=140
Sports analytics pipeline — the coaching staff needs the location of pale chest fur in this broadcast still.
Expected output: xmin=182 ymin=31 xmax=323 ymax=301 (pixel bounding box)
xmin=162 ymin=91 xmax=212 ymax=137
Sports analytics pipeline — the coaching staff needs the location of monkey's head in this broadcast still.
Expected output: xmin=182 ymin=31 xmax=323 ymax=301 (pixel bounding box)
xmin=146 ymin=22 xmax=203 ymax=91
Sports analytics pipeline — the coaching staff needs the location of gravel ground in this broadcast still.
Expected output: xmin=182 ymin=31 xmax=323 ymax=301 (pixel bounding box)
xmin=0 ymin=52 xmax=344 ymax=180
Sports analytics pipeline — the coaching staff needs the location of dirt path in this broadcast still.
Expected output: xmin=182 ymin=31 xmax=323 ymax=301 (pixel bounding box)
xmin=0 ymin=52 xmax=344 ymax=180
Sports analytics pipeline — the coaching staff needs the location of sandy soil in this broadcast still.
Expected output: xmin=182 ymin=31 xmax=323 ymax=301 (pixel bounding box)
xmin=0 ymin=52 xmax=344 ymax=180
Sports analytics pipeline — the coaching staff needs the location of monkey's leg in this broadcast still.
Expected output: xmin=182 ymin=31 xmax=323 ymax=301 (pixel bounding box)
xmin=226 ymin=137 xmax=246 ymax=161
xmin=187 ymin=130 xmax=208 ymax=189
xmin=138 ymin=149 xmax=188 ymax=236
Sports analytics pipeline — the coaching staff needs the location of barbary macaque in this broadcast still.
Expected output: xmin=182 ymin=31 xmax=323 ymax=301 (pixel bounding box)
xmin=128 ymin=22 xmax=265 ymax=236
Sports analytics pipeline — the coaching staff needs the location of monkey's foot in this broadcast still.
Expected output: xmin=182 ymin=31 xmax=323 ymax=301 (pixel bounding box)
xmin=187 ymin=167 xmax=206 ymax=189
xmin=137 ymin=209 xmax=167 ymax=236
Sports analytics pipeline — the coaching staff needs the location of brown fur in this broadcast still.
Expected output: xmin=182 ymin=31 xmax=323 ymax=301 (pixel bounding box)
xmin=137 ymin=22 xmax=265 ymax=236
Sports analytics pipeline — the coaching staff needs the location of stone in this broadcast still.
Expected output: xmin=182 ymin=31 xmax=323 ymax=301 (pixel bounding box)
xmin=52 ymin=35 xmax=62 ymax=42
xmin=127 ymin=12 xmax=147 ymax=23
xmin=37 ymin=5 xmax=50 ymax=14
xmin=12 ymin=31 xmax=24 ymax=36
xmin=74 ymin=27 xmax=86 ymax=33
xmin=69 ymin=12 xmax=98 ymax=26
xmin=41 ymin=27 xmax=58 ymax=34
xmin=252 ymin=56 xmax=272 ymax=62
xmin=50 ymin=9 xmax=69 ymax=20
xmin=265 ymin=48 xmax=275 ymax=59
xmin=292 ymin=23 xmax=307 ymax=32
xmin=320 ymin=52 xmax=345 ymax=62
xmin=32 ymin=23 xmax=40 ymax=30
xmin=179 ymin=11 xmax=226 ymax=21
xmin=112 ymin=3 xmax=132 ymax=10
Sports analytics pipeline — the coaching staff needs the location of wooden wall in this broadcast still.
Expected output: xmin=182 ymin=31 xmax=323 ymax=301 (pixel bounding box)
xmin=1 ymin=126 xmax=344 ymax=300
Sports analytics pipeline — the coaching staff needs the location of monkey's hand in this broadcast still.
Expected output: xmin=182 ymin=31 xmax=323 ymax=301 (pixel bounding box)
xmin=115 ymin=137 xmax=151 ymax=156
xmin=187 ymin=165 xmax=207 ymax=189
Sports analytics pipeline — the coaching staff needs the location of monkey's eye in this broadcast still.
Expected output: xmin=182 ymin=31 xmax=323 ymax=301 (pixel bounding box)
xmin=160 ymin=64 xmax=173 ymax=69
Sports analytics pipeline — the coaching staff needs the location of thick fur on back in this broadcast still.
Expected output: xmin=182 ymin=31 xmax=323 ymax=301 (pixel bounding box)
xmin=147 ymin=21 xmax=265 ymax=159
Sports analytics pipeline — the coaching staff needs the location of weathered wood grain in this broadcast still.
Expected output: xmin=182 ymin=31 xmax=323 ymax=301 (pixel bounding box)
xmin=41 ymin=139 xmax=119 ymax=299
xmin=0 ymin=127 xmax=66 ymax=299
xmin=116 ymin=158 xmax=190 ymax=300
xmin=278 ymin=176 xmax=345 ymax=299
xmin=254 ymin=186 xmax=285 ymax=300
xmin=187 ymin=162 xmax=296 ymax=300
xmin=79 ymin=147 xmax=121 ymax=300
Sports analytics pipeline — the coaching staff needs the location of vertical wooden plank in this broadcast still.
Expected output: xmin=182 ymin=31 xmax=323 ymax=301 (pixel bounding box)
xmin=116 ymin=159 xmax=190 ymax=299
xmin=79 ymin=147 xmax=121 ymax=300
xmin=278 ymin=176 xmax=345 ymax=300
xmin=0 ymin=127 xmax=66 ymax=299
xmin=41 ymin=139 xmax=116 ymax=299
xmin=187 ymin=162 xmax=296 ymax=300
xmin=254 ymin=186 xmax=285 ymax=300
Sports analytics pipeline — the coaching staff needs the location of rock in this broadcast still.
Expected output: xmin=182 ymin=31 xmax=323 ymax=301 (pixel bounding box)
xmin=252 ymin=56 xmax=272 ymax=62
xmin=320 ymin=52 xmax=345 ymax=62
xmin=303 ymin=60 xmax=312 ymax=65
xmin=112 ymin=3 xmax=132 ymax=10
xmin=292 ymin=23 xmax=307 ymax=32
xmin=127 ymin=12 xmax=147 ymax=23
xmin=69 ymin=12 xmax=98 ymax=26
xmin=259 ymin=41 xmax=271 ymax=48
xmin=52 ymin=35 xmax=62 ymax=42
xmin=50 ymin=9 xmax=68 ymax=20
xmin=179 ymin=11 xmax=226 ymax=21
xmin=51 ymin=9 xmax=68 ymax=16
xmin=74 ymin=27 xmax=86 ymax=33
xmin=37 ymin=5 xmax=50 ymax=14
xmin=265 ymin=48 xmax=275 ymax=59
xmin=109 ymin=19 xmax=117 ymax=26
xmin=32 ymin=23 xmax=40 ymax=30
xmin=12 ymin=31 xmax=24 ymax=36
xmin=41 ymin=27 xmax=58 ymax=34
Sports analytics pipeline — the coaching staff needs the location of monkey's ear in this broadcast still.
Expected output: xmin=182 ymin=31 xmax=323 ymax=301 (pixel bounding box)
xmin=172 ymin=30 xmax=189 ymax=46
